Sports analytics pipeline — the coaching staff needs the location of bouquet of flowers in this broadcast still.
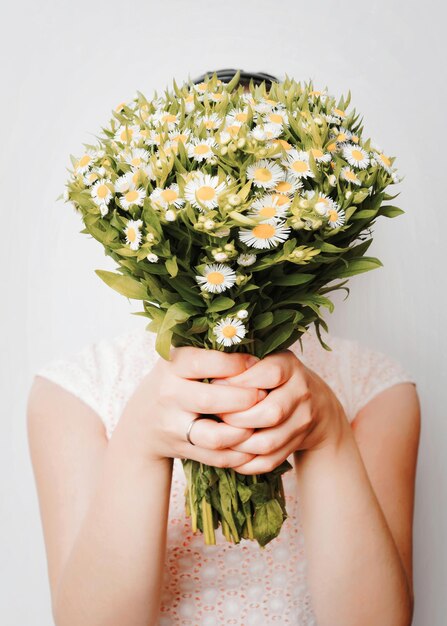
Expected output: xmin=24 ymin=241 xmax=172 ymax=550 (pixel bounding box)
xmin=62 ymin=71 xmax=404 ymax=547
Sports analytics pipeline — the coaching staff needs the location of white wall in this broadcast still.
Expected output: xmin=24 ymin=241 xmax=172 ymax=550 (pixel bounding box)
xmin=1 ymin=0 xmax=445 ymax=624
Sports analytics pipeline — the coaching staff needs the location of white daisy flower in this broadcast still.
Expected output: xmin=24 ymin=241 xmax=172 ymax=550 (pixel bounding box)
xmin=246 ymin=159 xmax=284 ymax=189
xmin=150 ymin=184 xmax=185 ymax=209
xmin=119 ymin=186 xmax=146 ymax=210
xmin=195 ymin=263 xmax=237 ymax=294
xmin=236 ymin=309 xmax=249 ymax=319
xmin=239 ymin=220 xmax=291 ymax=249
xmin=146 ymin=253 xmax=159 ymax=263
xmin=303 ymin=190 xmax=336 ymax=216
xmin=309 ymin=147 xmax=332 ymax=164
xmin=83 ymin=170 xmax=101 ymax=187
xmin=145 ymin=129 xmax=166 ymax=147
xmin=168 ymin=128 xmax=192 ymax=146
xmin=122 ymin=148 xmax=150 ymax=168
xmin=217 ymin=130 xmax=232 ymax=145
xmin=262 ymin=109 xmax=289 ymax=127
xmin=184 ymin=172 xmax=228 ymax=210
xmin=182 ymin=93 xmax=200 ymax=113
xmin=252 ymin=98 xmax=278 ymax=114
xmin=213 ymin=317 xmax=247 ymax=346
xmin=151 ymin=110 xmax=179 ymax=129
xmin=248 ymin=194 xmax=290 ymax=222
xmin=237 ymin=253 xmax=257 ymax=266
xmin=114 ymin=125 xmax=142 ymax=145
xmin=165 ymin=209 xmax=177 ymax=221
xmin=74 ymin=149 xmax=98 ymax=174
xmin=213 ymin=251 xmax=229 ymax=262
xmin=332 ymin=127 xmax=353 ymax=144
xmin=196 ymin=112 xmax=222 ymax=131
xmin=187 ymin=137 xmax=217 ymax=162
xmin=226 ymin=108 xmax=250 ymax=125
xmin=115 ymin=172 xmax=134 ymax=193
xmin=326 ymin=207 xmax=346 ymax=229
xmin=250 ymin=123 xmax=283 ymax=141
xmin=91 ymin=178 xmax=114 ymax=207
xmin=374 ymin=152 xmax=394 ymax=174
xmin=323 ymin=113 xmax=341 ymax=125
xmin=124 ymin=219 xmax=143 ymax=250
xmin=342 ymin=143 xmax=370 ymax=169
xmin=340 ymin=166 xmax=362 ymax=186
xmin=332 ymin=107 xmax=347 ymax=120
xmin=282 ymin=150 xmax=314 ymax=179
xmin=273 ymin=173 xmax=303 ymax=195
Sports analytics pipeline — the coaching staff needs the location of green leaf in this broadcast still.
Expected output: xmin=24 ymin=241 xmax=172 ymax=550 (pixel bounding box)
xmin=165 ymin=256 xmax=179 ymax=278
xmin=252 ymin=499 xmax=285 ymax=548
xmin=334 ymin=256 xmax=383 ymax=278
xmin=95 ymin=270 xmax=148 ymax=299
xmin=273 ymin=273 xmax=314 ymax=287
xmin=378 ymin=205 xmax=405 ymax=218
xmin=259 ymin=323 xmax=296 ymax=357
xmin=253 ymin=311 xmax=274 ymax=330
xmin=207 ymin=296 xmax=235 ymax=313
xmin=156 ymin=302 xmax=196 ymax=360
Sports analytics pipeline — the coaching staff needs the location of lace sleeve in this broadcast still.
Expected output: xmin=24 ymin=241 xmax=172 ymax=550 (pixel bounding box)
xmin=347 ymin=339 xmax=418 ymax=421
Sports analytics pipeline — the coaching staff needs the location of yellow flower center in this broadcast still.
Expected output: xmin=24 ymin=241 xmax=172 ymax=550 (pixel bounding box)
xmin=351 ymin=149 xmax=364 ymax=162
xmin=275 ymin=139 xmax=291 ymax=150
xmin=327 ymin=142 xmax=337 ymax=152
xmin=194 ymin=144 xmax=210 ymax=155
xmin=328 ymin=209 xmax=339 ymax=222
xmin=259 ymin=206 xmax=276 ymax=218
xmin=131 ymin=157 xmax=142 ymax=166
xmin=266 ymin=99 xmax=278 ymax=106
xmin=253 ymin=223 xmax=276 ymax=239
xmin=196 ymin=186 xmax=216 ymax=201
xmin=379 ymin=153 xmax=391 ymax=167
xmin=275 ymin=181 xmax=292 ymax=193
xmin=173 ymin=133 xmax=188 ymax=143
xmin=272 ymin=194 xmax=289 ymax=206
xmin=291 ymin=160 xmax=308 ymax=173
xmin=96 ymin=184 xmax=109 ymax=199
xmin=222 ymin=325 xmax=237 ymax=338
xmin=268 ymin=113 xmax=283 ymax=124
xmin=161 ymin=189 xmax=178 ymax=202
xmin=345 ymin=170 xmax=358 ymax=181
xmin=127 ymin=227 xmax=136 ymax=242
xmin=333 ymin=108 xmax=346 ymax=117
xmin=309 ymin=90 xmax=322 ymax=96
xmin=227 ymin=124 xmax=240 ymax=136
xmin=162 ymin=114 xmax=177 ymax=123
xmin=254 ymin=167 xmax=273 ymax=182
xmin=311 ymin=148 xmax=324 ymax=159
xmin=120 ymin=128 xmax=133 ymax=142
xmin=235 ymin=112 xmax=248 ymax=122
xmin=78 ymin=155 xmax=92 ymax=168
xmin=207 ymin=271 xmax=224 ymax=285
xmin=125 ymin=190 xmax=139 ymax=203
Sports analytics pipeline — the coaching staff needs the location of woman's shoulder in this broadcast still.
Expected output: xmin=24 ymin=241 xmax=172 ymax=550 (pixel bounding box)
xmin=35 ymin=326 xmax=157 ymax=438
xmin=290 ymin=327 xmax=417 ymax=421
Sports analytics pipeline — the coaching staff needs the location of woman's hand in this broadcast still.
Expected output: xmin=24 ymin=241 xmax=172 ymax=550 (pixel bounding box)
xmin=210 ymin=349 xmax=350 ymax=475
xmin=115 ymin=346 xmax=268 ymax=467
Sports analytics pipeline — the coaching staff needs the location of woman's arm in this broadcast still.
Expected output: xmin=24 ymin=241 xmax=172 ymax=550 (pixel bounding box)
xmin=294 ymin=381 xmax=420 ymax=626
xmin=210 ymin=350 xmax=420 ymax=626
xmin=27 ymin=377 xmax=173 ymax=626
xmin=28 ymin=348 xmax=259 ymax=626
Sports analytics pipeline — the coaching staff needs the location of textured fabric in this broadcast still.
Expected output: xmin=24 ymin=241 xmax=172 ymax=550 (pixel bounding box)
xmin=36 ymin=326 xmax=417 ymax=625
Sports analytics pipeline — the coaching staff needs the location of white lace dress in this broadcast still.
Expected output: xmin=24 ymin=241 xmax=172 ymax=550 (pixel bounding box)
xmin=35 ymin=326 xmax=417 ymax=625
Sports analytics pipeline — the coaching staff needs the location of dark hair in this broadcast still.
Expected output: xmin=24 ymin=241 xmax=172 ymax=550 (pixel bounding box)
xmin=191 ymin=67 xmax=281 ymax=89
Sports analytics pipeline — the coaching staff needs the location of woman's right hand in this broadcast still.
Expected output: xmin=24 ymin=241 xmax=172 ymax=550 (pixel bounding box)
xmin=113 ymin=345 xmax=267 ymax=468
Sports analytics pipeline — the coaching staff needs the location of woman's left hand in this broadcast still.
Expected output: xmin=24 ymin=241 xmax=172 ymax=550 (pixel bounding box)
xmin=210 ymin=349 xmax=350 ymax=475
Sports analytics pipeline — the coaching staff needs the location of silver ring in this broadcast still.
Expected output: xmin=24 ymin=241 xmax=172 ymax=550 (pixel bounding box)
xmin=186 ymin=417 xmax=200 ymax=446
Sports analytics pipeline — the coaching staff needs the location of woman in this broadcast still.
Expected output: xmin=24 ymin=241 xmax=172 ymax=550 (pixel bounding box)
xmin=27 ymin=70 xmax=421 ymax=626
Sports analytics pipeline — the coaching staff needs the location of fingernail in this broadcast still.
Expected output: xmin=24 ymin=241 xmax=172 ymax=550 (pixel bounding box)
xmin=246 ymin=355 xmax=260 ymax=368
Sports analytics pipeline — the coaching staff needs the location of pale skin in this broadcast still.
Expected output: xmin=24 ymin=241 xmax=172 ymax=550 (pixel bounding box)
xmin=27 ymin=344 xmax=420 ymax=626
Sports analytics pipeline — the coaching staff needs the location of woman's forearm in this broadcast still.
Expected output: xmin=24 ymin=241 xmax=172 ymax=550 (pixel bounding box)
xmin=54 ymin=426 xmax=173 ymax=626
xmin=294 ymin=420 xmax=412 ymax=626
